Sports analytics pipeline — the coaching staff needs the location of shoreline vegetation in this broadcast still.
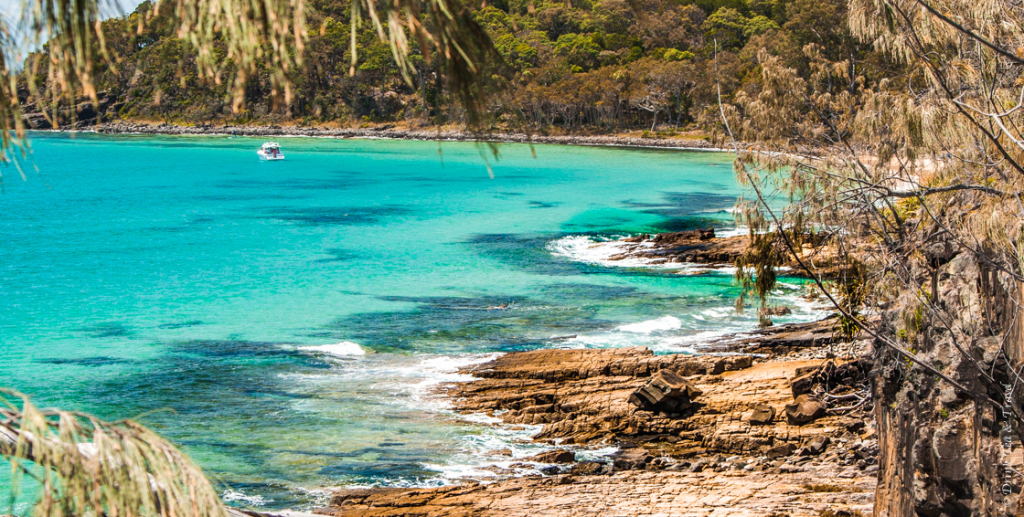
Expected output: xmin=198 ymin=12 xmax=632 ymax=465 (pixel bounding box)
xmin=76 ymin=121 xmax=728 ymax=151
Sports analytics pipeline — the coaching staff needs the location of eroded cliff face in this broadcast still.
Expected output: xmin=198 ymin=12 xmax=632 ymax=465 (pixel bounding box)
xmin=872 ymin=251 xmax=1024 ymax=516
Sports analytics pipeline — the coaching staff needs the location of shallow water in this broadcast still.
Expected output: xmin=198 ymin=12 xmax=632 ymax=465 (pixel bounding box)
xmin=0 ymin=133 xmax=815 ymax=510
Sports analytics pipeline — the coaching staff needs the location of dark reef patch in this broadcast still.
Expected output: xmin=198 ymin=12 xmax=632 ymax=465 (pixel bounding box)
xmin=195 ymin=192 xmax=310 ymax=202
xmin=145 ymin=225 xmax=192 ymax=233
xmin=264 ymin=205 xmax=412 ymax=226
xmin=171 ymin=339 xmax=311 ymax=359
xmin=620 ymin=192 xmax=740 ymax=233
xmin=317 ymin=460 xmax=437 ymax=481
xmin=495 ymin=191 xmax=525 ymax=197
xmin=214 ymin=173 xmax=378 ymax=192
xmin=158 ymin=320 xmax=205 ymax=329
xmin=81 ymin=322 xmax=134 ymax=338
xmin=314 ymin=248 xmax=361 ymax=263
xmin=465 ymin=233 xmax=583 ymax=277
xmin=529 ymin=200 xmax=560 ymax=209
xmin=37 ymin=356 xmax=134 ymax=367
xmin=320 ymin=292 xmax=611 ymax=354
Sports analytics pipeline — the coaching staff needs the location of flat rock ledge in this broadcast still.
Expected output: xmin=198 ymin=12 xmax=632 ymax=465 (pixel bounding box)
xmin=445 ymin=347 xmax=867 ymax=453
xmin=314 ymin=329 xmax=876 ymax=517
xmin=317 ymin=469 xmax=875 ymax=517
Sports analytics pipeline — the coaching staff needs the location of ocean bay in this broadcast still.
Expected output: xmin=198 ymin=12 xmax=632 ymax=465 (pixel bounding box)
xmin=0 ymin=132 xmax=814 ymax=508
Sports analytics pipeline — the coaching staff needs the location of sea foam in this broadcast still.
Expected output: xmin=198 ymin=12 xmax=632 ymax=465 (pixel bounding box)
xmin=546 ymin=234 xmax=738 ymax=273
xmin=222 ymin=489 xmax=273 ymax=506
xmin=299 ymin=341 xmax=366 ymax=356
xmin=617 ymin=315 xmax=683 ymax=333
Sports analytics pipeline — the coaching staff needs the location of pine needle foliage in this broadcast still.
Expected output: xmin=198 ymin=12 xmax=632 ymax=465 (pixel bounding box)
xmin=0 ymin=389 xmax=227 ymax=517
xmin=3 ymin=0 xmax=496 ymax=161
xmin=715 ymin=0 xmax=1024 ymax=411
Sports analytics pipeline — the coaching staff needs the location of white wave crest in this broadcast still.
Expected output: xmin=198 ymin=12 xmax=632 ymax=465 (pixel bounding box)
xmin=546 ymin=235 xmax=736 ymax=273
xmin=617 ymin=315 xmax=683 ymax=333
xmin=714 ymin=226 xmax=749 ymax=238
xmin=546 ymin=235 xmax=649 ymax=267
xmin=299 ymin=341 xmax=366 ymax=356
xmin=222 ymin=489 xmax=273 ymax=506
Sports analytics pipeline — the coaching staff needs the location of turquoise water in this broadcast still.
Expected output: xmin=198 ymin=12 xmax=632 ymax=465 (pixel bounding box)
xmin=0 ymin=132 xmax=814 ymax=510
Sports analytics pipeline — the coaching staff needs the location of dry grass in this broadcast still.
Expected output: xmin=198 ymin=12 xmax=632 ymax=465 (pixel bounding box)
xmin=802 ymin=483 xmax=845 ymax=493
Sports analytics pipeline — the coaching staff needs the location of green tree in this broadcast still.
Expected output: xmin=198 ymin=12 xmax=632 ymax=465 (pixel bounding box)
xmin=554 ymin=33 xmax=602 ymax=70
xmin=701 ymin=8 xmax=749 ymax=50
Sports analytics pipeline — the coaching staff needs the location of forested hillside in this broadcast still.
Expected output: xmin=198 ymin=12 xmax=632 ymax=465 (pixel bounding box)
xmin=20 ymin=0 xmax=896 ymax=130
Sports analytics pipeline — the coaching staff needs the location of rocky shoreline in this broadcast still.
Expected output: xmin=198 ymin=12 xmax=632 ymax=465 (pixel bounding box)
xmin=71 ymin=121 xmax=724 ymax=150
xmin=598 ymin=228 xmax=846 ymax=281
xmin=306 ymin=320 xmax=876 ymax=517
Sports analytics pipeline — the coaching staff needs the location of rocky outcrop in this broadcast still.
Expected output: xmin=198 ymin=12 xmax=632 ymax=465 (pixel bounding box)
xmin=750 ymin=403 xmax=775 ymax=425
xmin=610 ymin=229 xmax=750 ymax=266
xmin=315 ymin=338 xmax=879 ymax=517
xmin=603 ymin=229 xmax=851 ymax=281
xmin=22 ymin=92 xmax=124 ymax=129
xmin=705 ymin=318 xmax=847 ymax=355
xmin=445 ymin=347 xmax=869 ymax=458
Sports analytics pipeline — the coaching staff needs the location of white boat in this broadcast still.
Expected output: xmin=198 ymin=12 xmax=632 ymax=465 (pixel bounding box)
xmin=257 ymin=142 xmax=285 ymax=161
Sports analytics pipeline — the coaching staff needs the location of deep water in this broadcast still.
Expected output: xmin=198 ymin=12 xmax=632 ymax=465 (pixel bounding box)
xmin=0 ymin=132 xmax=815 ymax=510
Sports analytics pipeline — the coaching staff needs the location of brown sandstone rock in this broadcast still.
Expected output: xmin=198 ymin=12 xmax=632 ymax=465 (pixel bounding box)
xmin=310 ymin=344 xmax=878 ymax=517
xmin=790 ymin=372 xmax=817 ymax=397
xmin=611 ymin=447 xmax=655 ymax=470
xmin=786 ymin=394 xmax=827 ymax=425
xmin=749 ymin=404 xmax=775 ymax=425
xmin=569 ymin=461 xmax=608 ymax=476
xmin=527 ymin=450 xmax=576 ymax=464
xmin=650 ymin=228 xmax=715 ymax=245
xmin=315 ymin=468 xmax=876 ymax=517
xmin=709 ymin=355 xmax=753 ymax=374
xmin=628 ymin=369 xmax=702 ymax=412
xmin=766 ymin=443 xmax=796 ymax=459
xmin=806 ymin=435 xmax=830 ymax=455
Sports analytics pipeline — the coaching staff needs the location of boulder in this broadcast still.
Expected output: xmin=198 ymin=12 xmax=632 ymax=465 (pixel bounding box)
xmin=790 ymin=372 xmax=817 ymax=397
xmin=628 ymin=369 xmax=702 ymax=412
xmin=527 ymin=449 xmax=576 ymax=464
xmin=569 ymin=461 xmax=608 ymax=476
xmin=759 ymin=306 xmax=792 ymax=317
xmin=766 ymin=443 xmax=796 ymax=459
xmin=710 ymin=355 xmax=753 ymax=374
xmin=749 ymin=404 xmax=775 ymax=425
xmin=785 ymin=394 xmax=827 ymax=425
xmin=806 ymin=435 xmax=830 ymax=455
xmin=610 ymin=447 xmax=654 ymax=470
